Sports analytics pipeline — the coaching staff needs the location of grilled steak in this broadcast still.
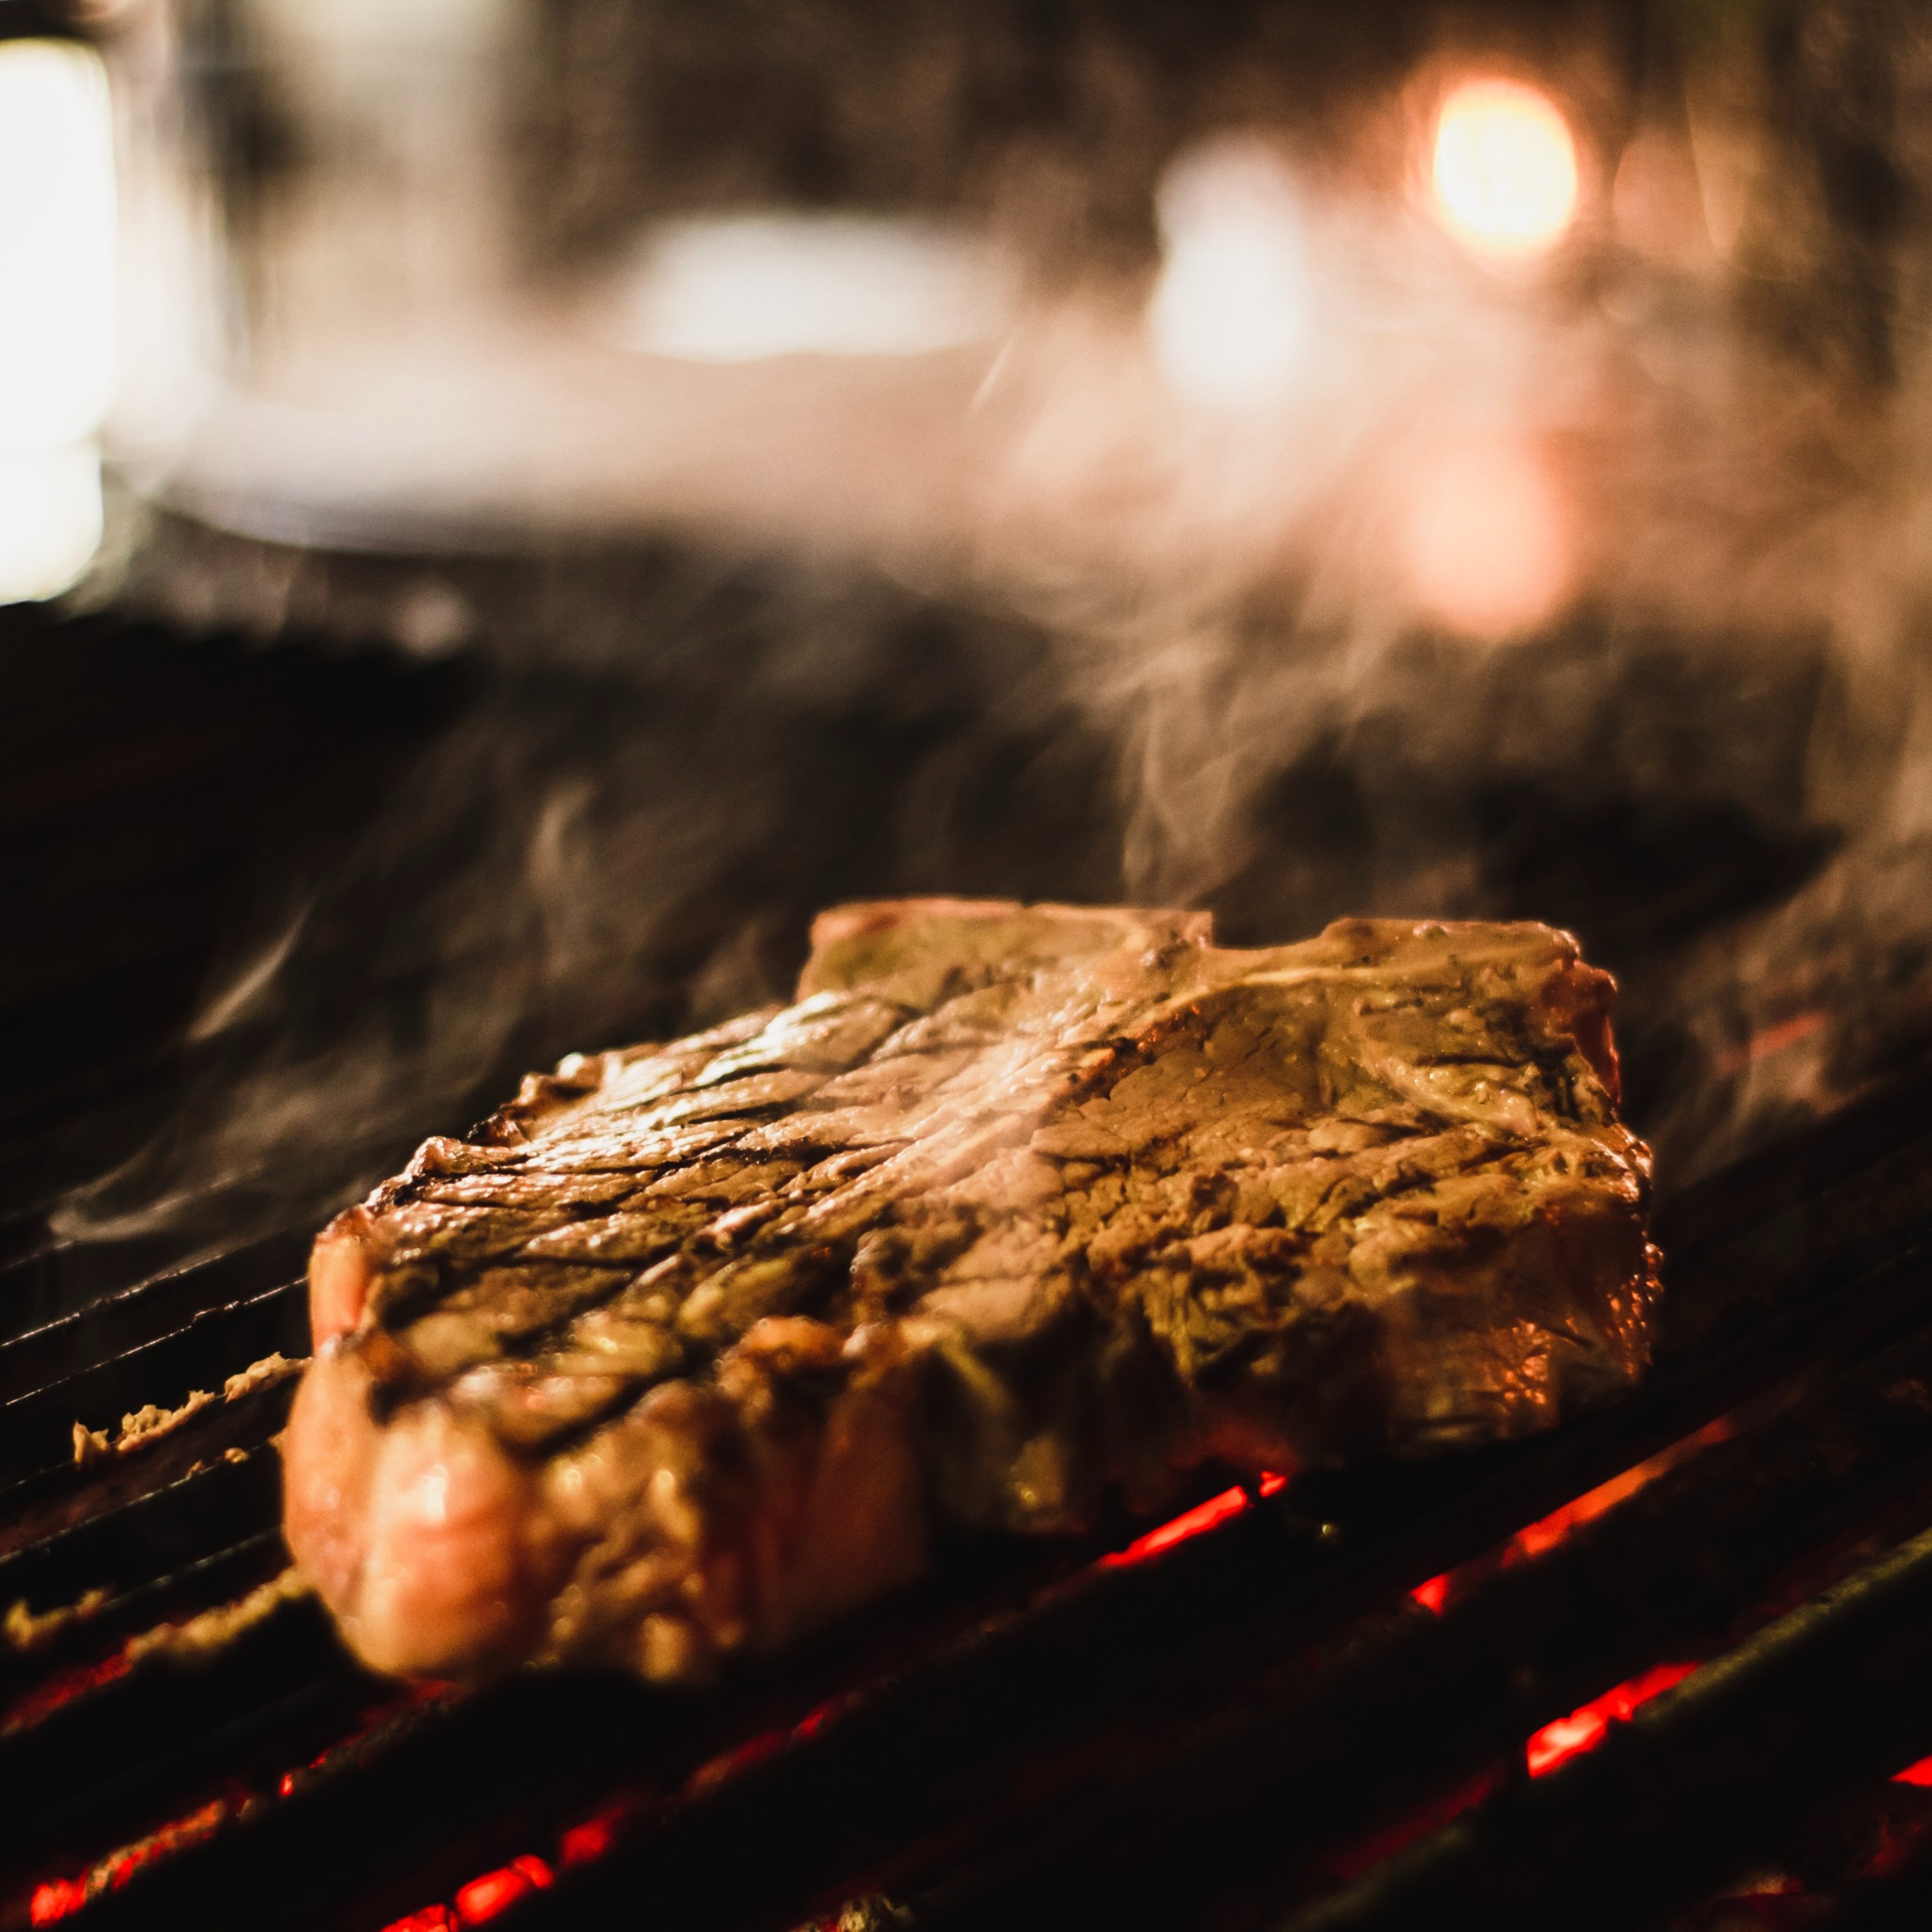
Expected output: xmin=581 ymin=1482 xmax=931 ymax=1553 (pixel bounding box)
xmin=284 ymin=901 xmax=1659 ymax=1681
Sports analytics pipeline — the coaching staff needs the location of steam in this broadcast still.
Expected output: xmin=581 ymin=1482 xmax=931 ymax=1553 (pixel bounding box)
xmin=53 ymin=588 xmax=1106 ymax=1252
xmin=944 ymin=23 xmax=1932 ymax=1180
xmin=65 ymin=3 xmax=1932 ymax=1258
xmin=55 ymin=675 xmax=809 ymax=1248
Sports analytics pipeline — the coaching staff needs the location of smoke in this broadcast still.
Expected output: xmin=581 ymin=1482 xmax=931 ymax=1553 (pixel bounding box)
xmin=63 ymin=0 xmax=1932 ymax=1257
xmin=923 ymin=1 xmax=1932 ymax=1182
xmin=53 ymin=565 xmax=1120 ymax=1252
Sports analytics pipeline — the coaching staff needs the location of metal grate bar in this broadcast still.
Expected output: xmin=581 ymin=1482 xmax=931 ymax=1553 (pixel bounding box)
xmin=1274 ymin=1517 xmax=1932 ymax=1932
xmin=0 ymin=1278 xmax=308 ymax=1478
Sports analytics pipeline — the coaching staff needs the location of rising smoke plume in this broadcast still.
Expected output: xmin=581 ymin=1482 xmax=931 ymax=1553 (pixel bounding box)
xmin=62 ymin=0 xmax=1932 ymax=1257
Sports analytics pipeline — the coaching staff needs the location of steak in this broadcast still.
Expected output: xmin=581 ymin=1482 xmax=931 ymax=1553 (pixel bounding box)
xmin=284 ymin=901 xmax=1659 ymax=1681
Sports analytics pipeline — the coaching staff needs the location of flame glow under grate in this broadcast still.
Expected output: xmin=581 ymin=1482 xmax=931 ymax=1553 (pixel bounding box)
xmin=1525 ymin=1660 xmax=1701 ymax=1777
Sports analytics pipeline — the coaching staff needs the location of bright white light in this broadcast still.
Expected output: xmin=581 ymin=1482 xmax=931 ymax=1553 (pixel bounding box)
xmin=619 ymin=215 xmax=1009 ymax=362
xmin=1147 ymin=142 xmax=1312 ymax=410
xmin=0 ymin=40 xmax=114 ymax=601
xmin=0 ymin=40 xmax=117 ymax=452
xmin=0 ymin=443 xmax=104 ymax=603
xmin=1431 ymin=78 xmax=1579 ymax=261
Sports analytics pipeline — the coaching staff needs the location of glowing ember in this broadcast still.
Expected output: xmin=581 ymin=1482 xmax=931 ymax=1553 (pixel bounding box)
xmin=1431 ymin=78 xmax=1580 ymax=260
xmin=559 ymin=1808 xmax=626 ymax=1867
xmin=793 ymin=1690 xmax=861 ymax=1740
xmin=454 ymin=1856 xmax=553 ymax=1924
xmin=1409 ymin=1573 xmax=1452 ymax=1615
xmin=1893 ymin=1754 xmax=1932 ymax=1788
xmin=688 ymin=1725 xmax=790 ymax=1797
xmin=1525 ymin=1660 xmax=1699 ymax=1776
xmin=4 ymin=1646 xmax=136 ymax=1733
xmin=1322 ymin=1767 xmax=1506 ymax=1880
xmin=1100 ymin=1485 xmax=1251 ymax=1568
xmin=1506 ymin=1416 xmax=1733 ymax=1565
xmin=267 ymin=1682 xmax=455 ymax=1811
xmin=25 ymin=1677 xmax=447 ymax=1924
xmin=384 ymin=1855 xmax=556 ymax=1931
xmin=28 ymin=1798 xmax=231 ymax=1924
xmin=1398 ymin=1416 xmax=1734 ymax=1622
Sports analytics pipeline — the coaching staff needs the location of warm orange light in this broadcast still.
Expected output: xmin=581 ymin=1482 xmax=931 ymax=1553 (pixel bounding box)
xmin=1432 ymin=78 xmax=1579 ymax=260
xmin=28 ymin=1878 xmax=88 ymax=1926
xmin=1401 ymin=436 xmax=1573 ymax=638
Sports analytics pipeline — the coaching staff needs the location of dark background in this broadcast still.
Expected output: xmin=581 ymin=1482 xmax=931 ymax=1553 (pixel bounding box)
xmin=0 ymin=565 xmax=1846 ymax=1310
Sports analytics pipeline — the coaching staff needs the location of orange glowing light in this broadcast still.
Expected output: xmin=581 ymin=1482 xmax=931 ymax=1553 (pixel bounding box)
xmin=4 ymin=1646 xmax=135 ymax=1733
xmin=1257 ymin=1469 xmax=1290 ymax=1496
xmin=1100 ymin=1485 xmax=1250 ymax=1569
xmin=1431 ymin=78 xmax=1579 ymax=260
xmin=1525 ymin=1660 xmax=1699 ymax=1777
xmin=1894 ymin=1754 xmax=1932 ymax=1788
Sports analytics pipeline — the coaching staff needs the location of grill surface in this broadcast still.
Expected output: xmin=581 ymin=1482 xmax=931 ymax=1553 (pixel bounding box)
xmin=10 ymin=599 xmax=1932 ymax=1931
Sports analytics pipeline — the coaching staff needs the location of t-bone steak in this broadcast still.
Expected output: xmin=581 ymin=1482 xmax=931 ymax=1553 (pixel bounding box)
xmin=284 ymin=901 xmax=1659 ymax=1681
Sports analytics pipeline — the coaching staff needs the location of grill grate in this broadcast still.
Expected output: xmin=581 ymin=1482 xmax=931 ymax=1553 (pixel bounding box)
xmin=10 ymin=1064 xmax=1932 ymax=1930
xmin=12 ymin=601 xmax=1932 ymax=1930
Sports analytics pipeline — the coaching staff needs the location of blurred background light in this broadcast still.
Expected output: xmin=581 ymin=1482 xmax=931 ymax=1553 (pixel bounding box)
xmin=616 ymin=214 xmax=1010 ymax=362
xmin=0 ymin=37 xmax=114 ymax=601
xmin=0 ymin=443 xmax=105 ymax=602
xmin=1147 ymin=141 xmax=1313 ymax=410
xmin=1401 ymin=435 xmax=1573 ymax=636
xmin=1431 ymin=77 xmax=1579 ymax=262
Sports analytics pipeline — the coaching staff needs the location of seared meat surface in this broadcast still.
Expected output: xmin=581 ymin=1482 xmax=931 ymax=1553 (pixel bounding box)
xmin=285 ymin=902 xmax=1659 ymax=1681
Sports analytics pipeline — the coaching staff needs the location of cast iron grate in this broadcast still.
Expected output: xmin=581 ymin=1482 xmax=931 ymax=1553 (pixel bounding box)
xmin=11 ymin=600 xmax=1932 ymax=1930
xmin=11 ymin=1059 xmax=1932 ymax=1931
